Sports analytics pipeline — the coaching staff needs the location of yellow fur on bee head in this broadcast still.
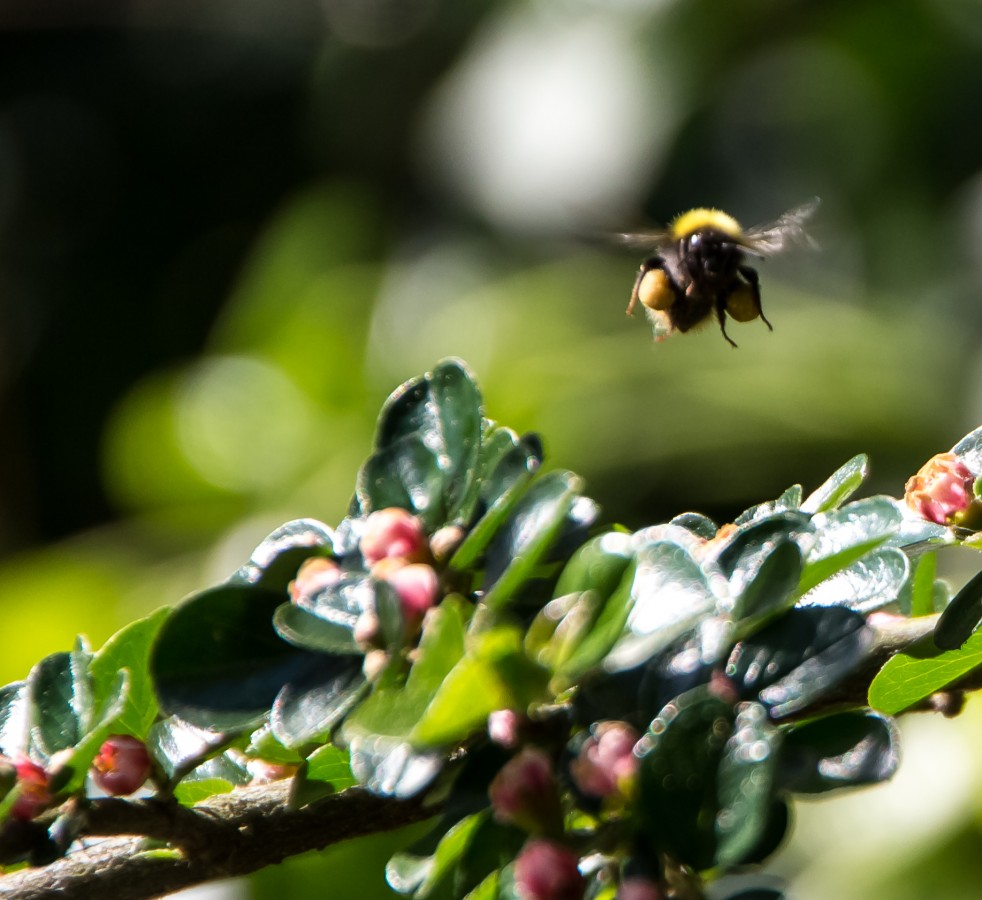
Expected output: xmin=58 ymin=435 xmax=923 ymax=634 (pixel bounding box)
xmin=669 ymin=208 xmax=743 ymax=241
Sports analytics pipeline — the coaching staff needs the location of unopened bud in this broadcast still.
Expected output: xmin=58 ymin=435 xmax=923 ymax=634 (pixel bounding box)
xmin=10 ymin=759 xmax=51 ymax=821
xmin=489 ymin=747 xmax=561 ymax=833
xmin=360 ymin=508 xmax=428 ymax=565
xmin=384 ymin=563 xmax=440 ymax=624
xmin=289 ymin=557 xmax=342 ymax=602
xmin=514 ymin=839 xmax=584 ymax=900
xmin=488 ymin=709 xmax=523 ymax=749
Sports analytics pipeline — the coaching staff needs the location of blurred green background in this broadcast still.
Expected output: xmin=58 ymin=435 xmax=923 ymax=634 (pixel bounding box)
xmin=3 ymin=0 xmax=982 ymax=896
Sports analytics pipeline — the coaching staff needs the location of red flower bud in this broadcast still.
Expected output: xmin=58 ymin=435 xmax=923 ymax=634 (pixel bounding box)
xmin=361 ymin=508 xmax=428 ymax=565
xmin=9 ymin=758 xmax=51 ymax=821
xmin=905 ymin=452 xmax=977 ymax=525
xmin=383 ymin=563 xmax=440 ymax=623
xmin=489 ymin=748 xmax=562 ymax=833
xmin=617 ymin=877 xmax=663 ymax=900
xmin=570 ymin=721 xmax=639 ymax=799
xmin=514 ymin=839 xmax=585 ymax=900
xmin=289 ymin=557 xmax=342 ymax=603
xmin=92 ymin=735 xmax=152 ymax=796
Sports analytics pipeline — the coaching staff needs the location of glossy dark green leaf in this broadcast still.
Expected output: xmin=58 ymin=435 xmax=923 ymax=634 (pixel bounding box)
xmin=482 ymin=471 xmax=581 ymax=610
xmin=347 ymin=732 xmax=445 ymax=798
xmin=727 ymin=607 xmax=872 ymax=718
xmin=270 ymin=654 xmax=366 ymax=748
xmin=146 ymin=715 xmax=235 ymax=783
xmin=798 ymin=498 xmax=902 ymax=595
xmin=797 ymin=547 xmax=909 ymax=613
xmin=273 ymin=603 xmax=361 ymax=655
xmin=637 ymin=688 xmax=735 ymax=870
xmin=715 ymin=703 xmax=782 ymax=867
xmin=59 ymin=670 xmax=131 ymax=793
xmin=731 ymin=539 xmax=803 ymax=635
xmin=357 ymin=437 xmax=446 ymax=529
xmin=552 ymin=531 xmax=634 ymax=599
xmin=952 ymin=424 xmax=982 ymax=474
xmin=605 ymin=541 xmax=719 ymax=672
xmin=800 ymin=454 xmax=870 ymax=514
xmin=273 ymin=573 xmax=375 ymax=655
xmin=777 ymin=711 xmax=898 ymax=794
xmin=934 ymin=567 xmax=982 ymax=650
xmin=172 ymin=751 xmax=250 ymax=805
xmin=868 ymin=629 xmax=982 ymax=715
xmin=734 ymin=487 xmax=803 ymax=526
xmin=373 ymin=359 xmax=483 ymax=525
xmin=0 ymin=683 xmax=28 ymax=758
xmin=233 ymin=519 xmax=336 ymax=591
xmin=715 ymin=513 xmax=811 ymax=582
xmin=670 ymin=512 xmax=718 ymax=540
xmin=28 ymin=650 xmax=86 ymax=760
xmin=152 ymin=584 xmax=321 ymax=732
xmin=89 ymin=607 xmax=170 ymax=739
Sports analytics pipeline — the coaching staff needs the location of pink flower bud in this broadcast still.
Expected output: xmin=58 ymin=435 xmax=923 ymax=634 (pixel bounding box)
xmin=569 ymin=721 xmax=640 ymax=799
xmin=617 ymin=877 xmax=663 ymax=900
xmin=905 ymin=452 xmax=976 ymax=525
xmin=360 ymin=508 xmax=428 ymax=565
xmin=245 ymin=758 xmax=298 ymax=785
xmin=289 ymin=557 xmax=342 ymax=602
xmin=514 ymin=839 xmax=585 ymax=900
xmin=10 ymin=759 xmax=51 ymax=821
xmin=91 ymin=735 xmax=152 ymax=796
xmin=489 ymin=748 xmax=561 ymax=833
xmin=488 ymin=709 xmax=523 ymax=748
xmin=383 ymin=563 xmax=440 ymax=623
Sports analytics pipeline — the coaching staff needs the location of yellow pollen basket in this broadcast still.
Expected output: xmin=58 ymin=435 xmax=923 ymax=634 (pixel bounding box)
xmin=670 ymin=208 xmax=743 ymax=241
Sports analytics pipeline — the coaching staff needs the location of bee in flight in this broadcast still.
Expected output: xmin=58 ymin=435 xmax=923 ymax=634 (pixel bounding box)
xmin=620 ymin=199 xmax=819 ymax=347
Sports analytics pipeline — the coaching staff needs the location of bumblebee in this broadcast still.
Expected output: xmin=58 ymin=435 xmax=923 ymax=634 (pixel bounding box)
xmin=621 ymin=199 xmax=818 ymax=347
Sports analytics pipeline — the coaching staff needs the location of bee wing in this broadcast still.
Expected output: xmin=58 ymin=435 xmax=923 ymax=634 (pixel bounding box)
xmin=742 ymin=197 xmax=820 ymax=255
xmin=611 ymin=226 xmax=673 ymax=252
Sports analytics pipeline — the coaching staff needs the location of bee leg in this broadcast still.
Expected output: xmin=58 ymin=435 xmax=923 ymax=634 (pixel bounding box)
xmin=715 ymin=296 xmax=738 ymax=348
xmin=627 ymin=256 xmax=667 ymax=316
xmin=737 ymin=264 xmax=771 ymax=330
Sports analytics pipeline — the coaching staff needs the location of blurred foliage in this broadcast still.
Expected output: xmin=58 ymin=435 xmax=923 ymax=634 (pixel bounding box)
xmin=1 ymin=0 xmax=982 ymax=896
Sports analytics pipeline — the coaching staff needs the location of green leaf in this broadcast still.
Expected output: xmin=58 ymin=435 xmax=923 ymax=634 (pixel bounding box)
xmin=151 ymin=583 xmax=322 ymax=732
xmin=868 ymin=629 xmax=982 ymax=715
xmin=800 ymin=454 xmax=870 ymax=514
xmin=730 ymin=539 xmax=803 ymax=636
xmin=605 ymin=541 xmax=720 ymax=672
xmin=904 ymin=552 xmax=938 ymax=618
xmin=482 ymin=471 xmax=581 ymax=611
xmin=272 ymin=573 xmax=378 ymax=655
xmin=348 ymin=732 xmax=445 ymax=798
xmin=357 ymin=438 xmax=447 ymax=529
xmin=728 ymin=607 xmax=872 ymax=718
xmin=147 ymin=715 xmax=235 ymax=783
xmin=28 ymin=648 xmax=89 ymax=760
xmin=934 ymin=567 xmax=982 ymax=650
xmin=670 ymin=512 xmax=718 ymax=540
xmin=244 ymin=723 xmax=304 ymax=765
xmin=0 ymin=682 xmax=28 ymax=758
xmin=409 ymin=627 xmax=549 ymax=747
xmin=449 ymin=428 xmax=539 ymax=572
xmin=270 ymin=654 xmax=366 ymax=748
xmin=273 ymin=603 xmax=361 ymax=655
xmin=797 ymin=547 xmax=909 ymax=613
xmin=290 ymin=743 xmax=356 ymax=808
xmin=715 ymin=703 xmax=782 ymax=867
xmin=89 ymin=607 xmax=170 ymax=739
xmin=233 ymin=519 xmax=336 ymax=591
xmin=777 ymin=711 xmax=898 ymax=793
xmin=637 ymin=687 xmax=735 ymax=870
xmin=798 ymin=497 xmax=902 ymax=595
xmin=552 ymin=531 xmax=634 ymax=599
xmin=174 ymin=777 xmax=236 ymax=805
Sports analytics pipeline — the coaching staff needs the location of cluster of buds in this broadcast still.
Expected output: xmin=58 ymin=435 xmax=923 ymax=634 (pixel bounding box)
xmin=359 ymin=508 xmax=441 ymax=640
xmin=905 ymin=452 xmax=982 ymax=528
xmin=569 ymin=721 xmax=640 ymax=802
